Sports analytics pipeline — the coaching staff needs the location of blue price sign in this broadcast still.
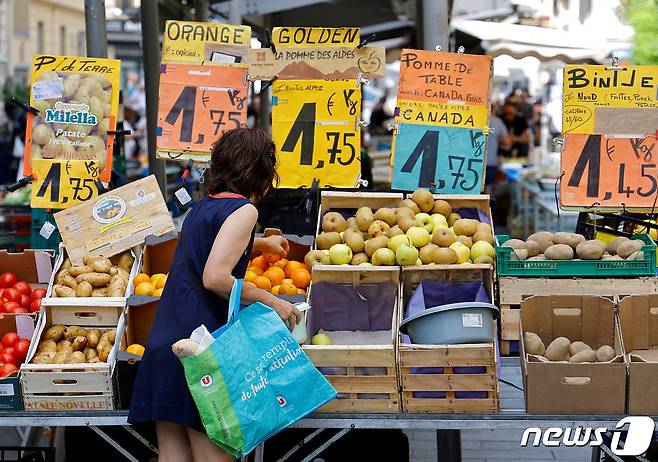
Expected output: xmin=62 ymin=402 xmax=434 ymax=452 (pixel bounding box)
xmin=392 ymin=123 xmax=487 ymax=193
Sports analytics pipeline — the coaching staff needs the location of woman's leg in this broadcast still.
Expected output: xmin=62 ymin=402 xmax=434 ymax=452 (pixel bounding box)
xmin=156 ymin=421 xmax=194 ymax=462
xmin=187 ymin=426 xmax=234 ymax=462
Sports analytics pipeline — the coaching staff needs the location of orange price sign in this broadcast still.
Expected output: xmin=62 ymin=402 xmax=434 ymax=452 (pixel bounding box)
xmin=561 ymin=133 xmax=658 ymax=210
xmin=156 ymin=63 xmax=248 ymax=161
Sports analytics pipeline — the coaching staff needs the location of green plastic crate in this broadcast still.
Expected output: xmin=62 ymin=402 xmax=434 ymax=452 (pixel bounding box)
xmin=496 ymin=234 xmax=657 ymax=278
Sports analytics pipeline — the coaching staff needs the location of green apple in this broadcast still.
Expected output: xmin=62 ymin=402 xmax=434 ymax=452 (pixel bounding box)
xmin=415 ymin=213 xmax=434 ymax=233
xmin=396 ymin=244 xmax=419 ymax=266
xmin=311 ymin=333 xmax=332 ymax=345
xmin=372 ymin=247 xmax=396 ymax=265
xmin=329 ymin=243 xmax=353 ymax=265
xmin=359 ymin=262 xmax=373 ymax=266
xmin=470 ymin=241 xmax=495 ymax=260
xmin=449 ymin=242 xmax=471 ymax=263
xmin=388 ymin=234 xmax=411 ymax=252
xmin=406 ymin=226 xmax=430 ymax=248
xmin=431 ymin=213 xmax=449 ymax=227
xmin=415 ymin=258 xmax=422 ymax=266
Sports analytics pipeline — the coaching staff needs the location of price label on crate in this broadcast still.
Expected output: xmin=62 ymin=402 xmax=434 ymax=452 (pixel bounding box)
xmin=392 ymin=123 xmax=486 ymax=193
xmin=272 ymin=80 xmax=361 ymax=188
xmin=156 ymin=63 xmax=248 ymax=162
xmin=31 ymin=159 xmax=101 ymax=208
xmin=560 ymin=133 xmax=658 ymax=210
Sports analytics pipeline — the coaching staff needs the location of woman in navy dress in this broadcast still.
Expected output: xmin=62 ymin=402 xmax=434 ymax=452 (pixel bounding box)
xmin=129 ymin=128 xmax=301 ymax=462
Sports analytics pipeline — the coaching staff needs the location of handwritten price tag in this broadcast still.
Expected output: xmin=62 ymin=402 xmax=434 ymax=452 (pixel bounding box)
xmin=31 ymin=159 xmax=101 ymax=209
xmin=392 ymin=123 xmax=486 ymax=193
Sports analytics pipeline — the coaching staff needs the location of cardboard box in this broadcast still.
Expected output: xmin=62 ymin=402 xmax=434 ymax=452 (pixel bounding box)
xmin=619 ymin=295 xmax=658 ymax=414
xmin=0 ymin=314 xmax=35 ymax=410
xmin=0 ymin=249 xmax=53 ymax=290
xmin=520 ymin=295 xmax=626 ymax=414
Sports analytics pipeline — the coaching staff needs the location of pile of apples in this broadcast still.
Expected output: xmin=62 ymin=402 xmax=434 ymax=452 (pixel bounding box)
xmin=305 ymin=188 xmax=496 ymax=267
xmin=0 ymin=272 xmax=44 ymax=313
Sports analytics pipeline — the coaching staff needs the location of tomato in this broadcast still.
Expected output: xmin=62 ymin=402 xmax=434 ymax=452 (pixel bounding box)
xmin=0 ymin=302 xmax=5 ymax=313
xmin=3 ymin=288 xmax=20 ymax=303
xmin=0 ymin=363 xmax=18 ymax=378
xmin=31 ymin=288 xmax=46 ymax=300
xmin=13 ymin=339 xmax=29 ymax=362
xmin=3 ymin=302 xmax=20 ymax=313
xmin=2 ymin=347 xmax=14 ymax=357
xmin=29 ymin=298 xmax=41 ymax=313
xmin=0 ymin=272 xmax=16 ymax=289
xmin=12 ymin=281 xmax=31 ymax=296
xmin=19 ymin=294 xmax=30 ymax=308
xmin=8 ymin=306 xmax=28 ymax=314
xmin=0 ymin=353 xmax=15 ymax=365
xmin=1 ymin=333 xmax=18 ymax=348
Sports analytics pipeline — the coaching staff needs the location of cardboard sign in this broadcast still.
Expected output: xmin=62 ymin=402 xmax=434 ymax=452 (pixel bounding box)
xmin=156 ymin=63 xmax=248 ymax=162
xmin=272 ymin=80 xmax=361 ymax=188
xmin=392 ymin=123 xmax=486 ymax=193
xmin=560 ymin=133 xmax=658 ymax=210
xmin=248 ymin=46 xmax=385 ymax=80
xmin=23 ymin=55 xmax=121 ymax=182
xmin=563 ymin=65 xmax=658 ymax=134
xmin=162 ymin=20 xmax=251 ymax=65
xmin=272 ymin=27 xmax=360 ymax=48
xmin=54 ymin=175 xmax=176 ymax=265
xmin=31 ymin=159 xmax=101 ymax=208
xmin=397 ymin=99 xmax=489 ymax=130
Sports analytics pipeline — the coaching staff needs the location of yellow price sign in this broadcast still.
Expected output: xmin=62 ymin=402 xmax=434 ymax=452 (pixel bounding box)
xmin=272 ymin=80 xmax=361 ymax=188
xmin=272 ymin=27 xmax=360 ymax=48
xmin=397 ymin=99 xmax=489 ymax=130
xmin=31 ymin=159 xmax=101 ymax=209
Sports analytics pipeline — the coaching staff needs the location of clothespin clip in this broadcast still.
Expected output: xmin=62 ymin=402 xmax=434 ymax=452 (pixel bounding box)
xmin=181 ymin=159 xmax=194 ymax=181
xmin=263 ymin=30 xmax=277 ymax=55
xmin=435 ymin=45 xmax=442 ymax=52
xmin=355 ymin=175 xmax=369 ymax=188
xmin=357 ymin=34 xmax=376 ymax=49
xmin=107 ymin=129 xmax=132 ymax=137
xmin=552 ymin=137 xmax=565 ymax=147
xmin=260 ymin=75 xmax=278 ymax=93
xmin=10 ymin=97 xmax=39 ymax=116
xmin=606 ymin=56 xmax=626 ymax=71
xmin=457 ymin=46 xmax=465 ymax=54
xmin=7 ymin=175 xmax=34 ymax=192
xmin=95 ymin=180 xmax=107 ymax=194
xmin=356 ymin=72 xmax=369 ymax=86
xmin=299 ymin=178 xmax=319 ymax=217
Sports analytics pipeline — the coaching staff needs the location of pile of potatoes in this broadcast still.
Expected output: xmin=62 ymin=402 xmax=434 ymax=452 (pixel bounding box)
xmin=32 ymin=325 xmax=116 ymax=364
xmin=501 ymin=232 xmax=645 ymax=261
xmin=524 ymin=332 xmax=616 ymax=363
xmin=52 ymin=251 xmax=134 ymax=298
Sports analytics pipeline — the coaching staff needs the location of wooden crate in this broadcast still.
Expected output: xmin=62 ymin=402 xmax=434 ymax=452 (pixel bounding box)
xmin=398 ymin=265 xmax=499 ymax=413
xmin=498 ymin=276 xmax=658 ymax=354
xmin=20 ymin=302 xmax=127 ymax=411
xmin=304 ymin=266 xmax=401 ymax=413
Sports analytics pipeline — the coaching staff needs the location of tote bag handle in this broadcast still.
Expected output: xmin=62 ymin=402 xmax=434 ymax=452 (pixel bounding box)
xmin=212 ymin=278 xmax=243 ymax=338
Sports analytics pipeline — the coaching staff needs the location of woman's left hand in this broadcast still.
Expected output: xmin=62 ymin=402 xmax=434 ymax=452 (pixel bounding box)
xmin=263 ymin=235 xmax=289 ymax=257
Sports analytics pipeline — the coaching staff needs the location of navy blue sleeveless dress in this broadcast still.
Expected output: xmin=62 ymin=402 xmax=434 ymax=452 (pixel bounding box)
xmin=128 ymin=195 xmax=253 ymax=431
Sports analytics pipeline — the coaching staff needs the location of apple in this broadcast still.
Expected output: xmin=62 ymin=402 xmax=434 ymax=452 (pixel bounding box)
xmin=358 ymin=262 xmax=373 ymax=266
xmin=305 ymin=250 xmax=331 ymax=267
xmin=329 ymin=244 xmax=353 ymax=265
xmin=396 ymin=244 xmax=419 ymax=266
xmin=406 ymin=226 xmax=430 ymax=248
xmin=449 ymin=242 xmax=471 ymax=264
xmin=311 ymin=333 xmax=333 ymax=345
xmin=470 ymin=241 xmax=495 ymax=260
xmin=431 ymin=213 xmax=449 ymax=226
xmin=415 ymin=213 xmax=434 ymax=233
xmin=371 ymin=248 xmax=396 ymax=266
xmin=388 ymin=234 xmax=411 ymax=252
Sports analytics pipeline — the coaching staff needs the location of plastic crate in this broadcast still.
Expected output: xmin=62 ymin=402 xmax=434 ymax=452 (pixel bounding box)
xmin=495 ymin=234 xmax=656 ymax=278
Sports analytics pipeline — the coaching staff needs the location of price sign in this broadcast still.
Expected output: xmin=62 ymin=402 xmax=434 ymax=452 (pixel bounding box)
xmin=23 ymin=55 xmax=121 ymax=182
xmin=31 ymin=159 xmax=101 ymax=209
xmin=272 ymin=80 xmax=361 ymax=188
xmin=561 ymin=133 xmax=658 ymax=210
xmin=392 ymin=123 xmax=486 ymax=193
xmin=157 ymin=63 xmax=248 ymax=162
xmin=397 ymin=99 xmax=489 ymax=130
xmin=272 ymin=27 xmax=360 ymax=48
xmin=563 ymin=65 xmax=658 ymax=134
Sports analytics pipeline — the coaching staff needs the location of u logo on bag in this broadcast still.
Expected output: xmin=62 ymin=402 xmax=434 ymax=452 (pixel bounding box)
xmin=277 ymin=396 xmax=287 ymax=407
xmin=200 ymin=375 xmax=213 ymax=387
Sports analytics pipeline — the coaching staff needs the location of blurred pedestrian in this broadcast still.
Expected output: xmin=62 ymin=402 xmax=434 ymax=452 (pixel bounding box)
xmin=500 ymin=101 xmax=532 ymax=158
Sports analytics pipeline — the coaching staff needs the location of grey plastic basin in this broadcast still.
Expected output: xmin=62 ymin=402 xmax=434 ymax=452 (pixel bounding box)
xmin=399 ymin=302 xmax=499 ymax=344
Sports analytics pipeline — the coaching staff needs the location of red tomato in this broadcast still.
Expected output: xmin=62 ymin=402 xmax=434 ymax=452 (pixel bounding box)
xmin=1 ymin=333 xmax=18 ymax=348
xmin=0 ymin=363 xmax=18 ymax=378
xmin=0 ymin=302 xmax=5 ymax=313
xmin=29 ymin=298 xmax=41 ymax=313
xmin=0 ymin=353 xmax=16 ymax=365
xmin=3 ymin=288 xmax=20 ymax=303
xmin=13 ymin=339 xmax=29 ymax=362
xmin=3 ymin=347 xmax=15 ymax=357
xmin=3 ymin=302 xmax=20 ymax=314
xmin=12 ymin=281 xmax=31 ymax=296
xmin=19 ymin=294 xmax=30 ymax=308
xmin=8 ymin=307 xmax=28 ymax=314
xmin=0 ymin=272 xmax=16 ymax=289
xmin=31 ymin=288 xmax=46 ymax=300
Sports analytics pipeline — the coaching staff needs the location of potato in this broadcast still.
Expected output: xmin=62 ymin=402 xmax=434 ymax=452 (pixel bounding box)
xmin=569 ymin=341 xmax=592 ymax=356
xmin=510 ymin=248 xmax=528 ymax=261
xmin=52 ymin=351 xmax=71 ymax=364
xmin=53 ymin=284 xmax=76 ymax=297
xmin=68 ymin=351 xmax=87 ymax=364
xmin=37 ymin=339 xmax=57 ymax=353
xmin=100 ymin=329 xmax=116 ymax=345
xmin=55 ymin=269 xmax=69 ymax=285
xmin=117 ymin=252 xmax=135 ymax=272
xmin=527 ymin=255 xmax=546 ymax=261
xmin=569 ymin=349 xmax=597 ymax=363
xmin=532 ymin=355 xmax=550 ymax=363
xmin=68 ymin=265 xmax=93 ymax=277
xmin=116 ymin=267 xmax=129 ymax=283
xmin=87 ymin=329 xmax=101 ymax=348
xmin=553 ymin=232 xmax=586 ymax=249
xmin=32 ymin=124 xmax=54 ymax=145
xmin=64 ymin=326 xmax=88 ymax=340
xmin=545 ymin=337 xmax=571 ymax=361
xmin=544 ymin=244 xmax=574 ymax=260
xmin=61 ymin=273 xmax=78 ymax=290
xmin=56 ymin=340 xmax=74 ymax=353
xmin=109 ymin=267 xmax=118 ymax=277
xmin=627 ymin=250 xmax=645 ymax=261
xmin=62 ymin=258 xmax=72 ymax=270
xmin=70 ymin=336 xmax=88 ymax=352
xmin=75 ymin=281 xmax=93 ymax=297
xmin=97 ymin=343 xmax=112 ymax=362
xmin=602 ymin=254 xmax=624 ymax=261
xmin=597 ymin=345 xmax=615 ymax=362
xmin=107 ymin=274 xmax=127 ymax=297
xmin=44 ymin=325 xmax=66 ymax=342
xmin=617 ymin=240 xmax=644 ymax=259
xmin=525 ymin=240 xmax=541 ymax=258
xmin=76 ymin=272 xmax=112 ymax=287
xmin=84 ymin=347 xmax=98 ymax=361
xmin=91 ymin=257 xmax=113 ymax=274
xmin=575 ymin=241 xmax=604 ymax=260
xmin=32 ymin=352 xmax=56 ymax=364
xmin=501 ymin=239 xmax=526 ymax=250
xmin=88 ymin=357 xmax=101 ymax=363
xmin=527 ymin=231 xmax=555 ymax=253
xmin=523 ymin=332 xmax=545 ymax=356
xmin=172 ymin=339 xmax=200 ymax=358
xmin=91 ymin=288 xmax=108 ymax=297
xmin=607 ymin=237 xmax=629 ymax=255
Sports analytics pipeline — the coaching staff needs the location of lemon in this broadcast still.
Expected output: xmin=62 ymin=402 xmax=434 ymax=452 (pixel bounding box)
xmin=135 ymin=282 xmax=155 ymax=296
xmin=126 ymin=344 xmax=145 ymax=356
xmin=150 ymin=273 xmax=167 ymax=284
xmin=153 ymin=288 xmax=164 ymax=297
xmin=133 ymin=273 xmax=150 ymax=285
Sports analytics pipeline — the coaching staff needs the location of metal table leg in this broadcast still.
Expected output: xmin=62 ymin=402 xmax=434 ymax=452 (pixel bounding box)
xmin=437 ymin=429 xmax=461 ymax=462
xmin=89 ymin=426 xmax=139 ymax=462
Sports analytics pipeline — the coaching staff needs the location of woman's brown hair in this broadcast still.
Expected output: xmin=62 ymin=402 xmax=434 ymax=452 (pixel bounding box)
xmin=207 ymin=128 xmax=279 ymax=201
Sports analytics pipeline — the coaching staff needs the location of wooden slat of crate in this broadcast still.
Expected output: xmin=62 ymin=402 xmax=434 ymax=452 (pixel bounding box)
xmin=21 ymin=366 xmax=112 ymax=394
xmin=399 ymin=344 xmax=494 ymax=367
xmin=402 ymin=372 xmax=497 ymax=391
xmin=320 ymin=398 xmax=400 ymax=413
xmin=403 ymin=398 xmax=498 ymax=413
xmin=401 ymin=265 xmax=494 ymax=305
xmin=304 ymin=345 xmax=395 ymax=367
xmin=39 ymin=300 xmax=124 ymax=326
xmin=320 ymin=191 xmax=403 ymax=211
xmin=22 ymin=393 xmax=114 ymax=411
xmin=312 ymin=265 xmax=400 ymax=285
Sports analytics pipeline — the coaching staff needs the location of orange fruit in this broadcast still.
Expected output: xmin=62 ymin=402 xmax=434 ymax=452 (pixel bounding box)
xmin=284 ymin=261 xmax=306 ymax=278
xmin=283 ymin=278 xmax=293 ymax=284
xmin=273 ymin=258 xmax=288 ymax=270
xmin=134 ymin=273 xmax=150 ymax=285
xmin=266 ymin=265 xmax=285 ymax=277
xmin=251 ymin=255 xmax=267 ymax=269
xmin=246 ymin=281 xmax=257 ymax=288
xmin=263 ymin=269 xmax=284 ymax=286
xmin=126 ymin=344 xmax=145 ymax=355
xmin=247 ymin=266 xmax=264 ymax=276
xmin=153 ymin=288 xmax=164 ymax=297
xmin=244 ymin=271 xmax=258 ymax=283
xmin=135 ymin=282 xmax=155 ymax=296
xmin=254 ymin=276 xmax=272 ymax=290
xmin=279 ymin=282 xmax=297 ymax=296
xmin=297 ymin=289 xmax=305 ymax=295
xmin=271 ymin=285 xmax=281 ymax=295
xmin=150 ymin=273 xmax=167 ymax=285
xmin=155 ymin=275 xmax=167 ymax=289
xmin=291 ymin=268 xmax=311 ymax=289
xmin=263 ymin=253 xmax=281 ymax=264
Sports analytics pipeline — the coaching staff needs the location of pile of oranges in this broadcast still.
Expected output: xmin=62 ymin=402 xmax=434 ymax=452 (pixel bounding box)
xmin=245 ymin=253 xmax=311 ymax=296
xmin=133 ymin=272 xmax=168 ymax=297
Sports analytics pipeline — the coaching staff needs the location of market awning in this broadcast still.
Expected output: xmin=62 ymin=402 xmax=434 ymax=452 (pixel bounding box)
xmin=452 ymin=19 xmax=611 ymax=63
